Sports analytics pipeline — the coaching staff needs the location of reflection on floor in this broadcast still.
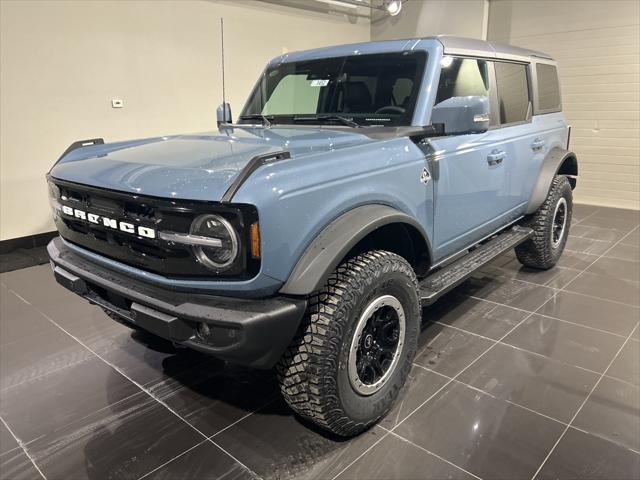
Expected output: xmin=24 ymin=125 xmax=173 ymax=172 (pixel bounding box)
xmin=0 ymin=204 xmax=638 ymax=479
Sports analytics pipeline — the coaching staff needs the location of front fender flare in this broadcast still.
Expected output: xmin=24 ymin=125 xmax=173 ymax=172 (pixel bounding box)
xmin=527 ymin=147 xmax=578 ymax=214
xmin=279 ymin=204 xmax=430 ymax=296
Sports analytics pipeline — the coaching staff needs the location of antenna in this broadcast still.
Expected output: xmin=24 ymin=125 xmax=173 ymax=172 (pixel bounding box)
xmin=220 ymin=17 xmax=226 ymax=108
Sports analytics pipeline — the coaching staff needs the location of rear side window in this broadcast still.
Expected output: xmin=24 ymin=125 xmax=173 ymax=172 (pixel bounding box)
xmin=495 ymin=62 xmax=530 ymax=124
xmin=536 ymin=63 xmax=561 ymax=112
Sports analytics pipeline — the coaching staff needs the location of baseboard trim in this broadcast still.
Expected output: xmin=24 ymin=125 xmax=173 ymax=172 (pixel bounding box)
xmin=0 ymin=231 xmax=58 ymax=255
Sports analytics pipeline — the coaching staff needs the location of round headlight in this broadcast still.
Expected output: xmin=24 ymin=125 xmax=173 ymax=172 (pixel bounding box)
xmin=48 ymin=182 xmax=61 ymax=217
xmin=190 ymin=214 xmax=239 ymax=269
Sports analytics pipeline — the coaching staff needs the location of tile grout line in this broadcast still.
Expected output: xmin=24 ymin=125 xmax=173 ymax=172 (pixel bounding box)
xmin=571 ymin=209 xmax=601 ymax=226
xmin=3 ymin=212 xmax=635 ymax=480
xmin=568 ymin=425 xmax=640 ymax=455
xmin=558 ymin=225 xmax=640 ymax=296
xmin=136 ymin=396 xmax=277 ymax=480
xmin=331 ymin=300 xmax=544 ymax=479
xmin=0 ymin=415 xmax=47 ymax=480
xmin=335 ymin=223 xmax=640 ymax=479
xmin=378 ymin=426 xmax=483 ymax=480
xmin=469 ymin=286 xmax=639 ymax=312
xmin=473 ymin=224 xmax=640 ymax=331
xmin=136 ymin=394 xmax=276 ymax=480
xmin=479 ymin=260 xmax=640 ymax=306
xmin=437 ymin=301 xmax=631 ymax=338
xmin=428 ymin=320 xmax=640 ymax=388
xmin=412 ymin=362 xmax=573 ymax=428
xmin=529 ymin=321 xmax=640 ymax=480
xmin=209 ymin=398 xmax=278 ymax=440
xmin=0 ymin=355 xmax=94 ymax=393
xmin=137 ymin=439 xmax=209 ymax=480
xmin=568 ymin=235 xmax=614 ymax=244
xmin=3 ymin=287 xmax=262 ymax=480
xmin=545 ymin=288 xmax=640 ymax=309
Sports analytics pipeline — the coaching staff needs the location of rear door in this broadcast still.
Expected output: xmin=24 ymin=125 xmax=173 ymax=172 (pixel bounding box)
xmin=489 ymin=60 xmax=541 ymax=214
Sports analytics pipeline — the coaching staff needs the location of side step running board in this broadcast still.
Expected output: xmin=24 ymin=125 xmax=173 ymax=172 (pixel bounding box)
xmin=419 ymin=226 xmax=533 ymax=305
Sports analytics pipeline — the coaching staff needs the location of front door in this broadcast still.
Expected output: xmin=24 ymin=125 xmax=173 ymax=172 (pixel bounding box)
xmin=430 ymin=132 xmax=513 ymax=260
xmin=430 ymin=56 xmax=515 ymax=261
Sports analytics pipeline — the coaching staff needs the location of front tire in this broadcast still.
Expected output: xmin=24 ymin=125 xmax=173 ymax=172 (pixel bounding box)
xmin=516 ymin=175 xmax=573 ymax=269
xmin=276 ymin=250 xmax=420 ymax=437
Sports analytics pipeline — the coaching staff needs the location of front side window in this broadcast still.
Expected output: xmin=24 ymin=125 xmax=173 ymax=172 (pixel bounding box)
xmin=536 ymin=63 xmax=561 ymax=112
xmin=435 ymin=56 xmax=495 ymax=124
xmin=240 ymin=51 xmax=427 ymax=127
xmin=495 ymin=62 xmax=531 ymax=124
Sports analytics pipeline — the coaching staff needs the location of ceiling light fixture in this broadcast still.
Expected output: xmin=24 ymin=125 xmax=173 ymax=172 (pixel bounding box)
xmin=384 ymin=0 xmax=402 ymax=16
xmin=311 ymin=0 xmax=402 ymax=17
xmin=316 ymin=0 xmax=359 ymax=9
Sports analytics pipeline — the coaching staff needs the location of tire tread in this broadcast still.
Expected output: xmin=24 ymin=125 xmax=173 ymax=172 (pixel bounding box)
xmin=276 ymin=250 xmax=418 ymax=437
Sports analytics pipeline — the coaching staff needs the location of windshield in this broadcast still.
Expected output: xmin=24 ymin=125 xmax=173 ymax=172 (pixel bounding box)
xmin=240 ymin=51 xmax=427 ymax=127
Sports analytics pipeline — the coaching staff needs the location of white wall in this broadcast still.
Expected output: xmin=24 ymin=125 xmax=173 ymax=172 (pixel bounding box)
xmin=0 ymin=0 xmax=369 ymax=241
xmin=489 ymin=0 xmax=640 ymax=210
xmin=371 ymin=0 xmax=487 ymax=40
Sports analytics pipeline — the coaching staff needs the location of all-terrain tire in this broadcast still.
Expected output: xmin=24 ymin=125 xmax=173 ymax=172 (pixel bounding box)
xmin=516 ymin=175 xmax=573 ymax=269
xmin=276 ymin=250 xmax=420 ymax=437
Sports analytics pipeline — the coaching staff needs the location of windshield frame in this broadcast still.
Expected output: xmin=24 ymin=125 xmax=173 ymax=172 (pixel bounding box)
xmin=239 ymin=51 xmax=429 ymax=128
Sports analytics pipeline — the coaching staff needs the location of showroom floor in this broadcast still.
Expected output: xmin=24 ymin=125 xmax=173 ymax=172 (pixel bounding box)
xmin=0 ymin=204 xmax=638 ymax=480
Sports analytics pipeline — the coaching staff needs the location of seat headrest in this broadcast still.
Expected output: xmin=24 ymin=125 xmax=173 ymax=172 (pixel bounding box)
xmin=342 ymin=81 xmax=372 ymax=112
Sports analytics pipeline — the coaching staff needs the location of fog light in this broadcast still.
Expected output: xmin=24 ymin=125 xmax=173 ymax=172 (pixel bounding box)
xmin=195 ymin=322 xmax=241 ymax=348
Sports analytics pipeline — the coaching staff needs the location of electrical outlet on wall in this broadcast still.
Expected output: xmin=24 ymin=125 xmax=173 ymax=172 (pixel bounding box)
xmin=111 ymin=98 xmax=124 ymax=108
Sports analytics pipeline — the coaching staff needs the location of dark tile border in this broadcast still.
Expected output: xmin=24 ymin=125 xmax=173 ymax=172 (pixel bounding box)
xmin=0 ymin=231 xmax=57 ymax=255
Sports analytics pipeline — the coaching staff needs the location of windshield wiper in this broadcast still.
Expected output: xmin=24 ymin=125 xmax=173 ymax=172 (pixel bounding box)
xmin=293 ymin=115 xmax=361 ymax=128
xmin=238 ymin=114 xmax=273 ymax=127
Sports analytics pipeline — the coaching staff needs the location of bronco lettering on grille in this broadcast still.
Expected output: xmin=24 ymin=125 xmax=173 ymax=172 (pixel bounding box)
xmin=60 ymin=205 xmax=156 ymax=239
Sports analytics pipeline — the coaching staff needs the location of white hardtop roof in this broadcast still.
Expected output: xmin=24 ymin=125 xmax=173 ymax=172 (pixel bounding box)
xmin=270 ymin=35 xmax=555 ymax=66
xmin=436 ymin=35 xmax=554 ymax=62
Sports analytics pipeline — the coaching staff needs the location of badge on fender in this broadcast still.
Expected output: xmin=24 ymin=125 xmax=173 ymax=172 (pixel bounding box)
xmin=420 ymin=167 xmax=431 ymax=184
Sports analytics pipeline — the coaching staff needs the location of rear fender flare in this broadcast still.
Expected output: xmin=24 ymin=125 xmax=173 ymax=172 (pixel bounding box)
xmin=279 ymin=204 xmax=431 ymax=296
xmin=526 ymin=147 xmax=578 ymax=214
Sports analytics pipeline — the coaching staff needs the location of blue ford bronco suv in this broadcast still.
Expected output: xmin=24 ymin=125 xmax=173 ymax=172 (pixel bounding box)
xmin=47 ymin=36 xmax=577 ymax=436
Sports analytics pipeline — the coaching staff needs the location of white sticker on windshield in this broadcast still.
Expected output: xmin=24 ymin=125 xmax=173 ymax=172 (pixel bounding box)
xmin=310 ymin=79 xmax=330 ymax=87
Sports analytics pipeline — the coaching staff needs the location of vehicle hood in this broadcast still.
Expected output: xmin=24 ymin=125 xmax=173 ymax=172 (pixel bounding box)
xmin=49 ymin=126 xmax=376 ymax=202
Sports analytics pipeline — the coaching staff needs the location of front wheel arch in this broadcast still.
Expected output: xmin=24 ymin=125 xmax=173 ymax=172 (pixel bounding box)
xmin=279 ymin=204 xmax=431 ymax=296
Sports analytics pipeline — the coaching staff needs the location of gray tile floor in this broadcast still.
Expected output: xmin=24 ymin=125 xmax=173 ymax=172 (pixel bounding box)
xmin=0 ymin=204 xmax=638 ymax=480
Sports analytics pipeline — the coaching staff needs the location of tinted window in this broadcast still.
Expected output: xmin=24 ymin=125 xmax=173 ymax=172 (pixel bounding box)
xmin=435 ymin=57 xmax=495 ymax=125
xmin=436 ymin=57 xmax=490 ymax=103
xmin=536 ymin=63 xmax=561 ymax=112
xmin=495 ymin=62 xmax=530 ymax=124
xmin=241 ymin=52 xmax=427 ymax=126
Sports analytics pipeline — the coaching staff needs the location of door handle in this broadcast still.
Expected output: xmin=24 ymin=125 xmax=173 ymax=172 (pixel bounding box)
xmin=531 ymin=138 xmax=545 ymax=151
xmin=487 ymin=149 xmax=505 ymax=166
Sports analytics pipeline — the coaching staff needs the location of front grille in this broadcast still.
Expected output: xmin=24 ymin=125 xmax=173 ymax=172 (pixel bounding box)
xmin=50 ymin=178 xmax=258 ymax=279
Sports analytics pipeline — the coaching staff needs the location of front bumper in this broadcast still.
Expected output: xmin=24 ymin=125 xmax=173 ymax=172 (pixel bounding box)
xmin=47 ymin=237 xmax=306 ymax=368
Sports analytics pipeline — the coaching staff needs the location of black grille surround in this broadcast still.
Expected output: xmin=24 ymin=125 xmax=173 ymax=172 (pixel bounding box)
xmin=48 ymin=177 xmax=260 ymax=279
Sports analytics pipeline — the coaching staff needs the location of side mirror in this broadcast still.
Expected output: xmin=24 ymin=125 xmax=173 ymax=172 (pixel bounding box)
xmin=431 ymin=96 xmax=490 ymax=135
xmin=216 ymin=103 xmax=232 ymax=127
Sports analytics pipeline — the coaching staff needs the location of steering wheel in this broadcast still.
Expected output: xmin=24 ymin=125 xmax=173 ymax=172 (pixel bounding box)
xmin=374 ymin=105 xmax=406 ymax=115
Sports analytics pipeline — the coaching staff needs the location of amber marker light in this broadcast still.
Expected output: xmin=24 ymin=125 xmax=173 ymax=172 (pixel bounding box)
xmin=250 ymin=222 xmax=261 ymax=258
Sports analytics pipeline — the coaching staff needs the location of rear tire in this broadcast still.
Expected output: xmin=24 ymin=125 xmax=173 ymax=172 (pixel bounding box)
xmin=516 ymin=175 xmax=573 ymax=269
xmin=276 ymin=250 xmax=420 ymax=437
